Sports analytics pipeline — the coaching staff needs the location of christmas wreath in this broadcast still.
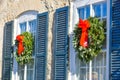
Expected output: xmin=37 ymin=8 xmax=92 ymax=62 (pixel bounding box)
xmin=73 ymin=17 xmax=105 ymax=63
xmin=15 ymin=32 xmax=34 ymax=65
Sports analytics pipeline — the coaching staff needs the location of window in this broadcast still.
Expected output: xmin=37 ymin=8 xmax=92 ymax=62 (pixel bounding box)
xmin=78 ymin=5 xmax=90 ymax=19
xmin=76 ymin=2 xmax=107 ymax=80
xmin=13 ymin=11 xmax=37 ymax=80
xmin=18 ymin=20 xmax=36 ymax=80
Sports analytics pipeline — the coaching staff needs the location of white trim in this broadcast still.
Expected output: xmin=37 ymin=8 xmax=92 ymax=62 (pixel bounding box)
xmin=69 ymin=2 xmax=79 ymax=80
xmin=24 ymin=65 xmax=27 ymax=80
xmin=89 ymin=61 xmax=92 ymax=80
xmin=106 ymin=0 xmax=111 ymax=80
xmin=74 ymin=0 xmax=106 ymax=8
xmin=12 ymin=19 xmax=19 ymax=80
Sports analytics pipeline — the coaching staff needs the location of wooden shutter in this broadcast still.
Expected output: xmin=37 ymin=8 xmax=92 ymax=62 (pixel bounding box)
xmin=2 ymin=21 xmax=13 ymax=80
xmin=111 ymin=0 xmax=120 ymax=79
xmin=35 ymin=12 xmax=48 ymax=80
xmin=54 ymin=6 xmax=69 ymax=80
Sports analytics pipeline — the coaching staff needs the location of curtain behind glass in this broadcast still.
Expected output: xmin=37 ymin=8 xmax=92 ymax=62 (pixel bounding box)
xmin=76 ymin=53 xmax=106 ymax=80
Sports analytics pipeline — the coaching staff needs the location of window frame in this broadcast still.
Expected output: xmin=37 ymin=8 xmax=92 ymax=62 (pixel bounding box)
xmin=69 ymin=0 xmax=108 ymax=80
xmin=77 ymin=2 xmax=107 ymax=80
xmin=12 ymin=11 xmax=38 ymax=80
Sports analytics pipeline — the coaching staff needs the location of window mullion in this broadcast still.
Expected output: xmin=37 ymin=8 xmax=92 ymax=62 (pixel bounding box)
xmin=89 ymin=4 xmax=93 ymax=80
xmin=24 ymin=65 xmax=27 ymax=80
xmin=89 ymin=61 xmax=92 ymax=80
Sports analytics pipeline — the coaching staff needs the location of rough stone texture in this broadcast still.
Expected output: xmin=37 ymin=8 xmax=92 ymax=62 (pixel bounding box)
xmin=0 ymin=0 xmax=70 ymax=80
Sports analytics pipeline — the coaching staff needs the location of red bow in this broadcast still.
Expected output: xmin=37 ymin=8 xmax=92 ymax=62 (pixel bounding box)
xmin=16 ymin=35 xmax=24 ymax=55
xmin=78 ymin=19 xmax=90 ymax=48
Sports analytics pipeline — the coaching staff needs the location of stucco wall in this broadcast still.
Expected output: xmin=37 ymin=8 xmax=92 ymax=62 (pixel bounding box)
xmin=0 ymin=0 xmax=70 ymax=80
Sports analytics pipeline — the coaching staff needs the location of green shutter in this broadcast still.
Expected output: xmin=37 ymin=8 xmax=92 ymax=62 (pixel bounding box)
xmin=111 ymin=0 xmax=120 ymax=79
xmin=35 ymin=12 xmax=48 ymax=80
xmin=54 ymin=6 xmax=69 ymax=80
xmin=2 ymin=21 xmax=13 ymax=80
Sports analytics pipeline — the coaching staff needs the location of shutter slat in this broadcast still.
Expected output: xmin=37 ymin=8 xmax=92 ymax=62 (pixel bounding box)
xmin=35 ymin=12 xmax=48 ymax=80
xmin=54 ymin=6 xmax=68 ymax=80
xmin=111 ymin=0 xmax=120 ymax=79
xmin=2 ymin=21 xmax=13 ymax=80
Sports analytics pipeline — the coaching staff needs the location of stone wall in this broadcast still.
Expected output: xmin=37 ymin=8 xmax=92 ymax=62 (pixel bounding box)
xmin=0 ymin=0 xmax=70 ymax=80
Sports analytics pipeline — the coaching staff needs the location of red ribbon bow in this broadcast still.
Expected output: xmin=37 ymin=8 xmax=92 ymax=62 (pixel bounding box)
xmin=16 ymin=35 xmax=24 ymax=55
xmin=78 ymin=19 xmax=90 ymax=48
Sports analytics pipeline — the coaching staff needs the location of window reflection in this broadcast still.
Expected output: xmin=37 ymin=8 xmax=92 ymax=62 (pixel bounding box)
xmin=86 ymin=6 xmax=90 ymax=19
xmin=78 ymin=5 xmax=90 ymax=19
xmin=20 ymin=22 xmax=26 ymax=33
xmin=93 ymin=4 xmax=101 ymax=17
xmin=29 ymin=19 xmax=37 ymax=36
xmin=78 ymin=7 xmax=84 ymax=19
xmin=102 ymin=3 xmax=107 ymax=17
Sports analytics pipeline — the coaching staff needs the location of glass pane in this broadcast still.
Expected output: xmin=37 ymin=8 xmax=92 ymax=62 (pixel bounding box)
xmin=27 ymin=60 xmax=34 ymax=80
xmin=102 ymin=3 xmax=107 ymax=17
xmin=102 ymin=18 xmax=106 ymax=49
xmin=78 ymin=8 xmax=84 ymax=19
xmin=29 ymin=19 xmax=37 ymax=36
xmin=18 ymin=60 xmax=34 ymax=80
xmin=27 ymin=60 xmax=34 ymax=69
xmin=86 ymin=5 xmax=90 ymax=19
xmin=19 ymin=70 xmax=24 ymax=80
xmin=27 ymin=70 xmax=33 ymax=80
xmin=20 ymin=22 xmax=26 ymax=33
xmin=80 ymin=68 xmax=89 ymax=80
xmin=92 ymin=52 xmax=106 ymax=80
xmin=29 ymin=20 xmax=36 ymax=55
xmin=93 ymin=4 xmax=101 ymax=17
xmin=80 ymin=61 xmax=87 ymax=67
xmin=18 ymin=65 xmax=25 ymax=80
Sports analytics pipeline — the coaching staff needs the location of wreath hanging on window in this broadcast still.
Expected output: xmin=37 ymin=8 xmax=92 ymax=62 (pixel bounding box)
xmin=73 ymin=17 xmax=105 ymax=63
xmin=15 ymin=32 xmax=34 ymax=65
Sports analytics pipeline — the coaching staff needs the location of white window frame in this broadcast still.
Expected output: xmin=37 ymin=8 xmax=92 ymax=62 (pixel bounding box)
xmin=12 ymin=11 xmax=38 ymax=80
xmin=69 ymin=0 xmax=109 ymax=80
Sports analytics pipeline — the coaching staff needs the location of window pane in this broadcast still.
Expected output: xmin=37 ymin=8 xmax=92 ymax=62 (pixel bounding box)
xmin=78 ymin=8 xmax=84 ymax=19
xmin=93 ymin=4 xmax=101 ymax=17
xmin=76 ymin=52 xmax=106 ymax=80
xmin=80 ymin=68 xmax=89 ymax=80
xmin=29 ymin=19 xmax=37 ymax=36
xmin=18 ymin=60 xmax=34 ymax=80
xmin=86 ymin=6 xmax=90 ymax=19
xmin=102 ymin=3 xmax=107 ymax=17
xmin=19 ymin=70 xmax=24 ymax=80
xmin=92 ymin=52 xmax=106 ymax=80
xmin=27 ymin=60 xmax=34 ymax=80
xmin=27 ymin=70 xmax=33 ymax=80
xmin=18 ymin=65 xmax=24 ymax=80
xmin=29 ymin=20 xmax=36 ymax=55
xmin=20 ymin=22 xmax=26 ymax=33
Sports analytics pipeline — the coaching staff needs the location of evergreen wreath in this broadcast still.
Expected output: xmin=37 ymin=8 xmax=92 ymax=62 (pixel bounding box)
xmin=15 ymin=32 xmax=34 ymax=65
xmin=73 ymin=17 xmax=105 ymax=63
